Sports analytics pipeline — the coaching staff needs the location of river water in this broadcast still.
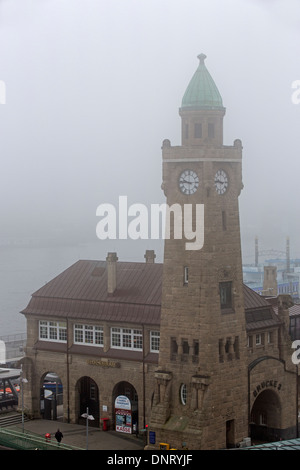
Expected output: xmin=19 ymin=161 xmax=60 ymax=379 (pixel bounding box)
xmin=0 ymin=240 xmax=103 ymax=336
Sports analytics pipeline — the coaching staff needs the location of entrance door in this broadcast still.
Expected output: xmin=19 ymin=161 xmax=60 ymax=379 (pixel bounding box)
xmin=113 ymin=381 xmax=138 ymax=433
xmin=226 ymin=419 xmax=235 ymax=448
xmin=250 ymin=389 xmax=281 ymax=442
xmin=40 ymin=372 xmax=63 ymax=421
xmin=77 ymin=376 xmax=99 ymax=427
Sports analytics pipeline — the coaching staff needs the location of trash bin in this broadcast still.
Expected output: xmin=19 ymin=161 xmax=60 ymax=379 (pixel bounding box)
xmin=101 ymin=417 xmax=109 ymax=431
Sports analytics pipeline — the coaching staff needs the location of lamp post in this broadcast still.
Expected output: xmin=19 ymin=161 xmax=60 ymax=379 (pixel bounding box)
xmin=20 ymin=365 xmax=28 ymax=433
xmin=81 ymin=407 xmax=95 ymax=450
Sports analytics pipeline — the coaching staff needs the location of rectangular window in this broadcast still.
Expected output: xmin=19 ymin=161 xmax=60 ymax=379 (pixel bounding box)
xmin=222 ymin=211 xmax=227 ymax=231
xmin=111 ymin=328 xmax=121 ymax=347
xmin=123 ymin=328 xmax=132 ymax=349
xmin=150 ymin=331 xmax=160 ymax=352
xmin=255 ymin=334 xmax=262 ymax=346
xmin=39 ymin=320 xmax=67 ymax=343
xmin=95 ymin=326 xmax=104 ymax=345
xmin=194 ymin=123 xmax=202 ymax=138
xmin=185 ymin=123 xmax=189 ymax=139
xmin=208 ymin=123 xmax=215 ymax=138
xmin=184 ymin=266 xmax=189 ymax=284
xmin=111 ymin=327 xmax=143 ymax=351
xmin=133 ymin=330 xmax=143 ymax=350
xmin=74 ymin=324 xmax=103 ymax=347
xmin=219 ymin=282 xmax=232 ymax=310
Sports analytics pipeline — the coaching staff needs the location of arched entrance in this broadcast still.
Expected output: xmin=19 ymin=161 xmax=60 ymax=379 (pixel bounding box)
xmin=250 ymin=389 xmax=281 ymax=442
xmin=113 ymin=381 xmax=138 ymax=434
xmin=76 ymin=376 xmax=99 ymax=427
xmin=40 ymin=372 xmax=63 ymax=421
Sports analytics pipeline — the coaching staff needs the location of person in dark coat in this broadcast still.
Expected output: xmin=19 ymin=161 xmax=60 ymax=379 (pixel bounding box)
xmin=55 ymin=428 xmax=63 ymax=444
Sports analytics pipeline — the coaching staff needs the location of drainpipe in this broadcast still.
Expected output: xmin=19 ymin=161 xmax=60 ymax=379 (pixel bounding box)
xmin=67 ymin=317 xmax=70 ymax=423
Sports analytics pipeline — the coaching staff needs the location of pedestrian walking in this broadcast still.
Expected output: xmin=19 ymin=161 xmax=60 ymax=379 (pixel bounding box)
xmin=55 ymin=428 xmax=63 ymax=444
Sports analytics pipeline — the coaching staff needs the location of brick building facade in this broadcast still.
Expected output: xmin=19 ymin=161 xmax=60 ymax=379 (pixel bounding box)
xmin=20 ymin=55 xmax=299 ymax=449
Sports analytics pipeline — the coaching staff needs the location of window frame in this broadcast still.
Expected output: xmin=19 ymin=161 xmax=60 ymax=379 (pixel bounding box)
xmin=219 ymin=281 xmax=233 ymax=311
xmin=111 ymin=327 xmax=143 ymax=351
xmin=255 ymin=333 xmax=262 ymax=346
xmin=74 ymin=323 xmax=104 ymax=347
xmin=180 ymin=383 xmax=187 ymax=406
xmin=39 ymin=320 xmax=67 ymax=343
xmin=150 ymin=331 xmax=160 ymax=353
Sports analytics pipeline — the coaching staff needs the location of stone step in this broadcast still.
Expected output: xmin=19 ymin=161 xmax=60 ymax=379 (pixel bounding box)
xmin=0 ymin=412 xmax=28 ymax=427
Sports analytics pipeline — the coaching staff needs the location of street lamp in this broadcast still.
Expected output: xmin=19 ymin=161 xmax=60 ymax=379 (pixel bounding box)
xmin=20 ymin=365 xmax=28 ymax=433
xmin=81 ymin=407 xmax=95 ymax=450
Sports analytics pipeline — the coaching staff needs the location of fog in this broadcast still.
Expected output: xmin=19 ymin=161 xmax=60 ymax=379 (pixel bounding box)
xmin=0 ymin=0 xmax=300 ymax=265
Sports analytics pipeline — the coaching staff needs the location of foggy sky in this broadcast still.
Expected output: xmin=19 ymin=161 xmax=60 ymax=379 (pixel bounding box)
xmin=0 ymin=0 xmax=300 ymax=264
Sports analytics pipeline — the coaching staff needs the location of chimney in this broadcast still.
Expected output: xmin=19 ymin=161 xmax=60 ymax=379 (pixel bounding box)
xmin=263 ymin=266 xmax=278 ymax=296
xmin=144 ymin=250 xmax=156 ymax=264
xmin=106 ymin=252 xmax=118 ymax=294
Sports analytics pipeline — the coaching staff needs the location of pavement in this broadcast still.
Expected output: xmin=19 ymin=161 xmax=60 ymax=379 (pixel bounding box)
xmin=22 ymin=418 xmax=145 ymax=450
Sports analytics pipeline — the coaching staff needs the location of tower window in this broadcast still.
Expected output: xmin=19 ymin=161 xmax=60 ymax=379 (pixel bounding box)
xmin=182 ymin=340 xmax=189 ymax=355
xmin=185 ymin=123 xmax=189 ymax=139
xmin=222 ymin=211 xmax=227 ymax=231
xmin=194 ymin=123 xmax=202 ymax=138
xmin=219 ymin=282 xmax=232 ymax=310
xmin=208 ymin=123 xmax=215 ymax=138
xmin=180 ymin=384 xmax=187 ymax=405
xmin=171 ymin=337 xmax=178 ymax=360
xmin=184 ymin=266 xmax=189 ymax=284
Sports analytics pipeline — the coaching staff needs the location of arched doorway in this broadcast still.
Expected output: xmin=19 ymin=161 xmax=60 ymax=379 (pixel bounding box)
xmin=250 ymin=389 xmax=281 ymax=442
xmin=40 ymin=372 xmax=63 ymax=421
xmin=112 ymin=381 xmax=138 ymax=434
xmin=77 ymin=376 xmax=99 ymax=427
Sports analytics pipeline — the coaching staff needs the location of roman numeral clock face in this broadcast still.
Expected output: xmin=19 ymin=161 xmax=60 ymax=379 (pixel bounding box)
xmin=214 ymin=169 xmax=228 ymax=195
xmin=179 ymin=170 xmax=199 ymax=195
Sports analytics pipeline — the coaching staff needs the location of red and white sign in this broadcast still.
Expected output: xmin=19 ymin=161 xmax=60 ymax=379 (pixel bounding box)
xmin=116 ymin=425 xmax=131 ymax=434
xmin=115 ymin=395 xmax=132 ymax=434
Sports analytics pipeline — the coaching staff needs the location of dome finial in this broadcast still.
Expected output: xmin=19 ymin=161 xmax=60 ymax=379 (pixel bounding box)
xmin=197 ymin=53 xmax=207 ymax=64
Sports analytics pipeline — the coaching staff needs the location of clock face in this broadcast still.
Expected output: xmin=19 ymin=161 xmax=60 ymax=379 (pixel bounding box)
xmin=179 ymin=170 xmax=199 ymax=195
xmin=214 ymin=169 xmax=228 ymax=195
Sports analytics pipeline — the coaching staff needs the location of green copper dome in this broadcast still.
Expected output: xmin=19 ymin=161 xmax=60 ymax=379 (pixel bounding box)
xmin=181 ymin=54 xmax=224 ymax=110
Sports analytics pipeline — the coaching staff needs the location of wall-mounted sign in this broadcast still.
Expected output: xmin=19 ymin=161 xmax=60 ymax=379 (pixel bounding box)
xmin=253 ymin=380 xmax=282 ymax=398
xmin=115 ymin=395 xmax=132 ymax=434
xmin=87 ymin=359 xmax=120 ymax=368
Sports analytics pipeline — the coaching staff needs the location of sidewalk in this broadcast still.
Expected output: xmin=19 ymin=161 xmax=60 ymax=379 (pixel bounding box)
xmin=22 ymin=418 xmax=145 ymax=450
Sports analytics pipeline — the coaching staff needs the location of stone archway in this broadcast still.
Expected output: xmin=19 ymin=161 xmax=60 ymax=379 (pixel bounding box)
xmin=76 ymin=376 xmax=99 ymax=427
xmin=40 ymin=371 xmax=63 ymax=421
xmin=250 ymin=389 xmax=281 ymax=442
xmin=112 ymin=381 xmax=138 ymax=434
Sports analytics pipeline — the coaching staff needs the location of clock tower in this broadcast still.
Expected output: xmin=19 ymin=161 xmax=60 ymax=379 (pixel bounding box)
xmin=149 ymin=54 xmax=248 ymax=450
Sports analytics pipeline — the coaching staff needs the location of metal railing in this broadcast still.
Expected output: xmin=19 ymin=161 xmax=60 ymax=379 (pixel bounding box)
xmin=0 ymin=426 xmax=84 ymax=450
